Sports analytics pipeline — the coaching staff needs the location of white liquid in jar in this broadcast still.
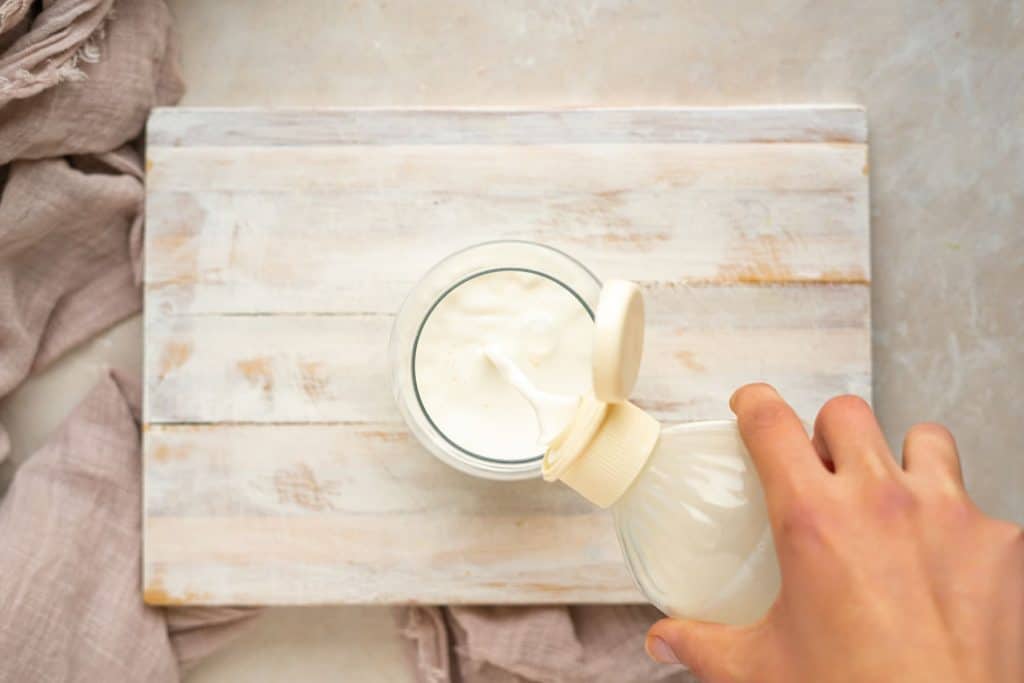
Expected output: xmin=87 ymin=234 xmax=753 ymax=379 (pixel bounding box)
xmin=414 ymin=270 xmax=593 ymax=461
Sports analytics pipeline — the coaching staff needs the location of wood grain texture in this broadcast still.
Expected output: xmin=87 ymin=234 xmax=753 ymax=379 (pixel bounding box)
xmin=144 ymin=423 xmax=628 ymax=604
xmin=143 ymin=107 xmax=871 ymax=605
xmin=148 ymin=107 xmax=867 ymax=146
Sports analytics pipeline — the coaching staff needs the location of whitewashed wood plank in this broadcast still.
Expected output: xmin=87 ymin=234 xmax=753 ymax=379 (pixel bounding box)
xmin=143 ymin=422 xmax=636 ymax=605
xmin=144 ymin=515 xmax=636 ymax=605
xmin=148 ymin=106 xmax=867 ymax=147
xmin=147 ymin=143 xmax=866 ymax=194
xmin=143 ymin=423 xmax=593 ymax=518
xmin=144 ymin=184 xmax=869 ymax=315
xmin=145 ymin=284 xmax=868 ymax=424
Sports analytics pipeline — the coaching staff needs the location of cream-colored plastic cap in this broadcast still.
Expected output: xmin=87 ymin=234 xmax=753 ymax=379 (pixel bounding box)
xmin=592 ymin=280 xmax=645 ymax=403
xmin=543 ymin=394 xmax=660 ymax=508
xmin=542 ymin=280 xmax=658 ymax=507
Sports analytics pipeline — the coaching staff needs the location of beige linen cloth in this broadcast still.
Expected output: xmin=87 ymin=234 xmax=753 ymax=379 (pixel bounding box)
xmin=0 ymin=1 xmax=690 ymax=681
xmin=0 ymin=1 xmax=257 ymax=680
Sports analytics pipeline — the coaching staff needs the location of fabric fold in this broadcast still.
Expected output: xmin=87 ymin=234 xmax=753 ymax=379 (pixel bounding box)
xmin=400 ymin=605 xmax=692 ymax=683
xmin=0 ymin=0 xmax=181 ymax=459
xmin=0 ymin=372 xmax=261 ymax=682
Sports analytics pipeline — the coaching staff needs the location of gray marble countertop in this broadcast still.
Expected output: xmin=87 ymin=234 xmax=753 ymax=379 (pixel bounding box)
xmin=1 ymin=1 xmax=1019 ymax=680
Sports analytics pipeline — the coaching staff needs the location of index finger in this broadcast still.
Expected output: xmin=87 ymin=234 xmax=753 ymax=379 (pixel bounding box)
xmin=730 ymin=383 xmax=824 ymax=516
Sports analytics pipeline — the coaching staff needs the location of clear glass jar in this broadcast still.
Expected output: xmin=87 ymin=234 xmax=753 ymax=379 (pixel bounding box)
xmin=389 ymin=241 xmax=601 ymax=480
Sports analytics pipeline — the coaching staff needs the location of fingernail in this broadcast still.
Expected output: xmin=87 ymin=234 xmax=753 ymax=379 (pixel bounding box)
xmin=646 ymin=636 xmax=679 ymax=664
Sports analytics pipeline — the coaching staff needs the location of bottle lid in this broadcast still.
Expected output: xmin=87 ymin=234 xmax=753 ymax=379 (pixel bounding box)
xmin=543 ymin=394 xmax=660 ymax=507
xmin=592 ymin=280 xmax=645 ymax=403
xmin=542 ymin=280 xmax=659 ymax=508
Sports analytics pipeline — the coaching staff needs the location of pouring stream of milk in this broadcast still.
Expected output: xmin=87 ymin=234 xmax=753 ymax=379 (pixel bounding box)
xmin=483 ymin=345 xmax=580 ymax=448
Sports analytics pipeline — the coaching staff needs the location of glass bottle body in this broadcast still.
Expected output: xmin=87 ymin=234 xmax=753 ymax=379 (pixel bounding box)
xmin=612 ymin=420 xmax=780 ymax=625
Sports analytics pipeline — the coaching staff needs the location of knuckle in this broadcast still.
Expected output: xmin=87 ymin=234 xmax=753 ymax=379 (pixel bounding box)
xmin=1008 ymin=525 xmax=1024 ymax=556
xmin=912 ymin=476 xmax=964 ymax=505
xmin=778 ymin=499 xmax=829 ymax=546
xmin=745 ymin=401 xmax=791 ymax=434
xmin=990 ymin=520 xmax=1024 ymax=547
xmin=905 ymin=422 xmax=956 ymax=446
xmin=871 ymin=478 xmax=918 ymax=519
xmin=939 ymin=495 xmax=976 ymax=527
xmin=818 ymin=394 xmax=873 ymax=424
xmin=741 ymin=382 xmax=776 ymax=395
xmin=908 ymin=475 xmax=976 ymax=525
xmin=733 ymin=382 xmax=778 ymax=410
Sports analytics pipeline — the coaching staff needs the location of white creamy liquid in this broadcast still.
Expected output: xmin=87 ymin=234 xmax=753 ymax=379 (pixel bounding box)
xmin=414 ymin=270 xmax=593 ymax=461
xmin=613 ymin=422 xmax=780 ymax=624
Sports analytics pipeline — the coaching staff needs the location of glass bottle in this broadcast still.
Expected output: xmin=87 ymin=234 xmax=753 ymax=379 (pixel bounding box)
xmin=543 ymin=281 xmax=780 ymax=625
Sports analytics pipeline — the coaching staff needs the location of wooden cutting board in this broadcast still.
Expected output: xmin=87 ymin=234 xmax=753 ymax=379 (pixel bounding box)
xmin=143 ymin=107 xmax=870 ymax=605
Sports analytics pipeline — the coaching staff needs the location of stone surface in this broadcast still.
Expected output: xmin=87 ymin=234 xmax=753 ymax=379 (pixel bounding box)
xmin=0 ymin=0 xmax=1019 ymax=680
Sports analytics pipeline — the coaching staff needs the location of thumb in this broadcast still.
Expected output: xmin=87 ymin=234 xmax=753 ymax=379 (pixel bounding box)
xmin=646 ymin=617 xmax=749 ymax=682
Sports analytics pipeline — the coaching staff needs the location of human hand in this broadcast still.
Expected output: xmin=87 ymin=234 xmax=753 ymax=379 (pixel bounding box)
xmin=646 ymin=383 xmax=1024 ymax=683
